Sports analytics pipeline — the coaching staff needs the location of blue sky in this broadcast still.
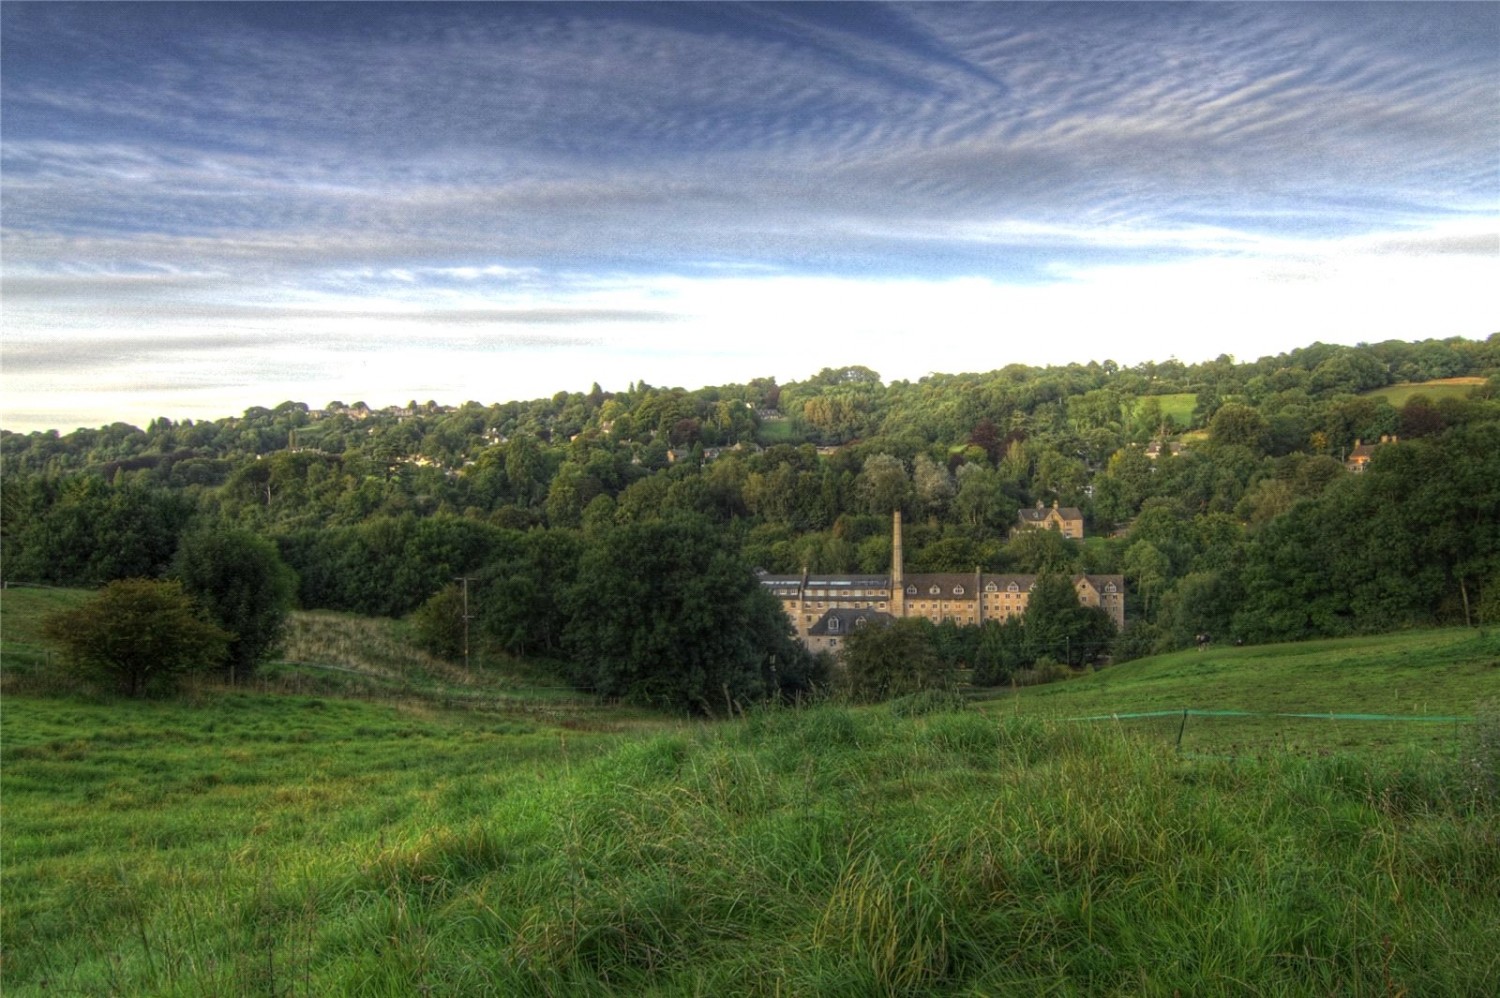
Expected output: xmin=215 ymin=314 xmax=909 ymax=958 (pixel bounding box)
xmin=3 ymin=2 xmax=1496 ymax=432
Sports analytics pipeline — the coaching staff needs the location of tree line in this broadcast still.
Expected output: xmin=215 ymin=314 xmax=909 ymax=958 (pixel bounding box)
xmin=5 ymin=336 xmax=1499 ymax=703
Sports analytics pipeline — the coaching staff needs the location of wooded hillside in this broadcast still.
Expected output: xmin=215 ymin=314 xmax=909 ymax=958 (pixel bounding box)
xmin=4 ymin=335 xmax=1498 ymax=695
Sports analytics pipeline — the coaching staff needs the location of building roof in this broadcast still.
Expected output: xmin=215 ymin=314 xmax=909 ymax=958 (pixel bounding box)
xmin=1018 ymin=501 xmax=1084 ymax=523
xmin=757 ymin=572 xmax=891 ymax=589
xmin=903 ymin=573 xmax=980 ymax=598
xmin=807 ymin=608 xmax=894 ymax=635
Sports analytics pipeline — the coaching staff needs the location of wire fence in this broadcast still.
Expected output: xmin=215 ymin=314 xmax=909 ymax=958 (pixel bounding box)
xmin=1056 ymin=706 xmax=1478 ymax=760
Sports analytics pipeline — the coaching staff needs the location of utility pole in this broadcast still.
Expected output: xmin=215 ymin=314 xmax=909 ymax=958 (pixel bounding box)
xmin=455 ymin=576 xmax=475 ymax=670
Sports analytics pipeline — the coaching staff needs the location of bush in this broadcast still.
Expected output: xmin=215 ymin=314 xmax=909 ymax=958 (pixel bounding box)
xmin=42 ymin=579 xmax=231 ymax=696
xmin=1011 ymin=659 xmax=1072 ymax=688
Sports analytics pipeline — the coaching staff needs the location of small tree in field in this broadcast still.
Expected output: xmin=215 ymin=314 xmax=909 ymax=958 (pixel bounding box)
xmin=42 ymin=579 xmax=231 ymax=696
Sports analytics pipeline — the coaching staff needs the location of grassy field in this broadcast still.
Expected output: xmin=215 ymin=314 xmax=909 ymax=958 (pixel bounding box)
xmin=1139 ymin=392 xmax=1196 ymax=430
xmin=754 ymin=416 xmax=802 ymax=445
xmin=984 ymin=628 xmax=1500 ymax=761
xmin=1365 ymin=376 xmax=1486 ymax=409
xmin=0 ymin=585 xmax=90 ymax=676
xmin=5 ymin=591 xmax=1498 ymax=994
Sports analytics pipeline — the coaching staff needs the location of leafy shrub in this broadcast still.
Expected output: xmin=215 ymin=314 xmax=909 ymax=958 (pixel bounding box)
xmin=42 ymin=579 xmax=231 ymax=696
xmin=1011 ymin=658 xmax=1072 ymax=687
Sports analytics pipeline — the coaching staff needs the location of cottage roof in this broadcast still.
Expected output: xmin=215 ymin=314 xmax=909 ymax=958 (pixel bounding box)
xmin=1018 ymin=503 xmax=1084 ymax=523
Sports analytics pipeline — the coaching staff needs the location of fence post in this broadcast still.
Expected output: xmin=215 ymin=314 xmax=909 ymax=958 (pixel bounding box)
xmin=1175 ymin=709 xmax=1188 ymax=753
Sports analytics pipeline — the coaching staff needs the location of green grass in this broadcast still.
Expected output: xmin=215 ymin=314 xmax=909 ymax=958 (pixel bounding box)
xmin=0 ymin=586 xmax=92 ymax=692
xmin=1365 ymin=377 xmax=1485 ymax=409
xmin=755 ymin=416 xmax=802 ymax=445
xmin=1138 ymin=392 xmax=1196 ymax=430
xmin=981 ymin=628 xmax=1499 ymax=760
xmin=4 ymin=693 xmax=1496 ymax=995
xmin=6 ymin=590 xmax=1498 ymax=994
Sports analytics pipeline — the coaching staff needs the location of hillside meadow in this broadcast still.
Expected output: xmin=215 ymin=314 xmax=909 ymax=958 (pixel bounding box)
xmin=4 ymin=589 xmax=1498 ymax=996
xmin=984 ymin=628 xmax=1500 ymax=761
xmin=1364 ymin=376 xmax=1489 ymax=409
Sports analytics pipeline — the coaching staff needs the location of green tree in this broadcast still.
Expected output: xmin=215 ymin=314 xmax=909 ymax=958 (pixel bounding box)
xmin=412 ymin=582 xmax=469 ymax=660
xmin=912 ymin=453 xmax=955 ymax=521
xmin=840 ymin=617 xmax=949 ymax=702
xmin=1023 ymin=574 xmax=1116 ymax=666
xmin=562 ymin=515 xmax=807 ymax=713
xmin=856 ymin=454 xmax=910 ymax=516
xmin=1208 ymin=403 xmax=1270 ymax=454
xmin=1004 ymin=526 xmax=1076 ymax=574
xmin=173 ymin=528 xmax=298 ymax=682
xmin=1122 ymin=540 xmax=1171 ymax=620
xmin=43 ymin=579 xmax=231 ymax=696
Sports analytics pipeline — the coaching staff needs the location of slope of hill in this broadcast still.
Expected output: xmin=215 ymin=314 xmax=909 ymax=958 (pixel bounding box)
xmin=1365 ymin=376 xmax=1488 ymax=408
xmin=984 ymin=628 xmax=1499 ymax=758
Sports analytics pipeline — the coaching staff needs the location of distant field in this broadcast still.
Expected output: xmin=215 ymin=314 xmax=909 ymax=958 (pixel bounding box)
xmin=983 ymin=628 xmax=1499 ymax=760
xmin=1136 ymin=392 xmax=1196 ymax=430
xmin=1366 ymin=377 xmax=1485 ymax=408
xmin=755 ymin=415 xmax=801 ymax=444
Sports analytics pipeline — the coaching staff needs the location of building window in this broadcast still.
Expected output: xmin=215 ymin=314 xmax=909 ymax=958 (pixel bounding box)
xmin=985 ymin=582 xmax=997 ymax=592
xmin=954 ymin=585 xmax=965 ymax=595
xmin=929 ymin=585 xmax=941 ymax=595
xmin=1007 ymin=582 xmax=1019 ymax=593
xmin=906 ymin=585 xmax=917 ymax=595
xmin=829 ymin=617 xmax=840 ymax=632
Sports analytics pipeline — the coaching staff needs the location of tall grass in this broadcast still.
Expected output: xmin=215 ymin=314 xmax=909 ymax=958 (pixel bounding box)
xmin=5 ymin=694 xmax=1496 ymax=995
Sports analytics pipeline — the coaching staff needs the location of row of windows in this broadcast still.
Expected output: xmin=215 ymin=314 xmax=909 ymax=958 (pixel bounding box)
xmin=902 ymin=582 xmax=1120 ymax=596
xmin=786 ymin=582 xmax=1119 ymax=599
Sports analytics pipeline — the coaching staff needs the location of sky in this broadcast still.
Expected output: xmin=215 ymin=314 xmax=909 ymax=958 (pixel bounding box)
xmin=2 ymin=2 xmax=1497 ymax=433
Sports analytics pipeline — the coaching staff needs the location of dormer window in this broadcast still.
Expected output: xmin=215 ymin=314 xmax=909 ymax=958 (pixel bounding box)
xmin=1105 ymin=583 xmax=1117 ymax=594
xmin=1028 ymin=583 xmax=1036 ymax=592
xmin=985 ymin=582 xmax=997 ymax=593
xmin=954 ymin=585 xmax=965 ymax=596
xmin=829 ymin=616 xmax=840 ymax=632
xmin=855 ymin=616 xmax=867 ymax=628
xmin=906 ymin=585 xmax=917 ymax=595
xmin=1007 ymin=582 xmax=1019 ymax=593
xmin=929 ymin=585 xmax=941 ymax=595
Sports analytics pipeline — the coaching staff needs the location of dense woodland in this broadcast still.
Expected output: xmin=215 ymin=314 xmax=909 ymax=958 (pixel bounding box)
xmin=4 ymin=336 xmax=1499 ymax=704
